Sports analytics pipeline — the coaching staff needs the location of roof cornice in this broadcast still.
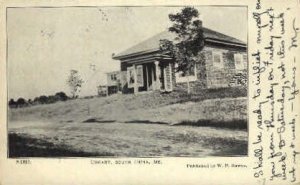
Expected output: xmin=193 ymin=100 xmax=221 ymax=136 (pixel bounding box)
xmin=205 ymin=38 xmax=247 ymax=48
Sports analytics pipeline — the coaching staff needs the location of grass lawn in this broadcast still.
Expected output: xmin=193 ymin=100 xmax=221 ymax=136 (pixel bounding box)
xmin=9 ymin=88 xmax=247 ymax=127
xmin=8 ymin=88 xmax=248 ymax=157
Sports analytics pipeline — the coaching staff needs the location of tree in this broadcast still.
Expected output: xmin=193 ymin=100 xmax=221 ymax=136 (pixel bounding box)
xmin=8 ymin=99 xmax=17 ymax=108
xmin=160 ymin=7 xmax=204 ymax=94
xmin=67 ymin=70 xmax=84 ymax=98
xmin=55 ymin=92 xmax=68 ymax=101
xmin=47 ymin=95 xmax=58 ymax=104
xmin=27 ymin=99 xmax=33 ymax=105
xmin=16 ymin=98 xmax=27 ymax=108
xmin=38 ymin=95 xmax=48 ymax=104
xmin=33 ymin=97 xmax=40 ymax=105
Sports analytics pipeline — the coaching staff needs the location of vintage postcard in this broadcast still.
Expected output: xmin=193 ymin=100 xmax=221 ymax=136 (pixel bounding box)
xmin=0 ymin=0 xmax=299 ymax=184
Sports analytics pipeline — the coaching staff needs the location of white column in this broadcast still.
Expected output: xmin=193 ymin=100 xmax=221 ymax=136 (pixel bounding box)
xmin=151 ymin=66 xmax=154 ymax=90
xmin=163 ymin=64 xmax=167 ymax=91
xmin=133 ymin=64 xmax=138 ymax=94
xmin=154 ymin=61 xmax=160 ymax=90
xmin=169 ymin=62 xmax=173 ymax=91
xmin=145 ymin=65 xmax=149 ymax=91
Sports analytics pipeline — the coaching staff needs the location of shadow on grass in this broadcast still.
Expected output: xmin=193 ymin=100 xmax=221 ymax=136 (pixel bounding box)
xmin=82 ymin=118 xmax=116 ymax=123
xmin=83 ymin=118 xmax=247 ymax=130
xmin=173 ymin=87 xmax=247 ymax=104
xmin=174 ymin=119 xmax=247 ymax=130
xmin=203 ymin=136 xmax=248 ymax=156
xmin=9 ymin=133 xmax=114 ymax=157
xmin=124 ymin=120 xmax=169 ymax=125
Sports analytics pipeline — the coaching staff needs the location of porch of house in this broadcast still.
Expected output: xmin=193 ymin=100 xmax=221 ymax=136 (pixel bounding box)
xmin=123 ymin=58 xmax=174 ymax=94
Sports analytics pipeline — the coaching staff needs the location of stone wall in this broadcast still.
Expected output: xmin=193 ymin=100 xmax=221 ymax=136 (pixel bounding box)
xmin=204 ymin=46 xmax=247 ymax=89
xmin=174 ymin=80 xmax=206 ymax=93
xmin=173 ymin=45 xmax=247 ymax=93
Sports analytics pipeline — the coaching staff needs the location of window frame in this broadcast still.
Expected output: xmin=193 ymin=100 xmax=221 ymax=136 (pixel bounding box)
xmin=212 ymin=51 xmax=224 ymax=68
xmin=127 ymin=66 xmax=135 ymax=88
xmin=234 ymin=53 xmax=245 ymax=70
xmin=111 ymin=73 xmax=117 ymax=81
xmin=136 ymin=65 xmax=144 ymax=87
xmin=175 ymin=63 xmax=197 ymax=83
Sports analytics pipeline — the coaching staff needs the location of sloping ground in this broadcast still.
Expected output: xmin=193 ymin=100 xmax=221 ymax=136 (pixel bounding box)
xmin=8 ymin=88 xmax=248 ymax=157
xmin=9 ymin=87 xmax=247 ymax=128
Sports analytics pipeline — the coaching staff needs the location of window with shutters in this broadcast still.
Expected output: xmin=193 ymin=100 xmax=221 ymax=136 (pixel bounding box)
xmin=136 ymin=65 xmax=144 ymax=87
xmin=178 ymin=65 xmax=196 ymax=77
xmin=234 ymin=54 xmax=244 ymax=70
xmin=127 ymin=66 xmax=135 ymax=88
xmin=213 ymin=52 xmax=224 ymax=68
xmin=175 ymin=63 xmax=197 ymax=83
xmin=127 ymin=65 xmax=143 ymax=88
xmin=111 ymin=73 xmax=117 ymax=81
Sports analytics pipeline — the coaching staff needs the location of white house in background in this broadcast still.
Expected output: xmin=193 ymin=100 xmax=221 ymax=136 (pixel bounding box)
xmin=106 ymin=71 xmax=121 ymax=95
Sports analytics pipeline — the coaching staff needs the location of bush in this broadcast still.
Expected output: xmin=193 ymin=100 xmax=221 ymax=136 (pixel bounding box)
xmin=55 ymin=92 xmax=68 ymax=101
xmin=38 ymin=95 xmax=48 ymax=104
xmin=10 ymin=91 xmax=69 ymax=108
xmin=47 ymin=95 xmax=59 ymax=104
xmin=8 ymin=99 xmax=17 ymax=108
xmin=16 ymin=98 xmax=27 ymax=108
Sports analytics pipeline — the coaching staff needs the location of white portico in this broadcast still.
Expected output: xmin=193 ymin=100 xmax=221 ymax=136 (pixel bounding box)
xmin=121 ymin=53 xmax=173 ymax=94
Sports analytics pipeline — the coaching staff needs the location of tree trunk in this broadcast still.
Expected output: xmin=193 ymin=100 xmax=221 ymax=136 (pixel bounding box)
xmin=187 ymin=76 xmax=191 ymax=94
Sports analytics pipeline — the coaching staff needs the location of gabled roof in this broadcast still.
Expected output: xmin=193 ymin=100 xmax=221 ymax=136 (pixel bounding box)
xmin=113 ymin=27 xmax=246 ymax=60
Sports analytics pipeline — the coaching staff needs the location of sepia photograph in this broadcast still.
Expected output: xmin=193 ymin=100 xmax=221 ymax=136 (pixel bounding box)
xmin=7 ymin=6 xmax=248 ymax=157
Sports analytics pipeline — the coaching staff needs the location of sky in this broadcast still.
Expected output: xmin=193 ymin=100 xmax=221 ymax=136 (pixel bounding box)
xmin=7 ymin=6 xmax=247 ymax=99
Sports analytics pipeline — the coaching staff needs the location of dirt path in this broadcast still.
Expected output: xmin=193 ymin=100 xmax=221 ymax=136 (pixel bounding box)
xmin=9 ymin=121 xmax=247 ymax=157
